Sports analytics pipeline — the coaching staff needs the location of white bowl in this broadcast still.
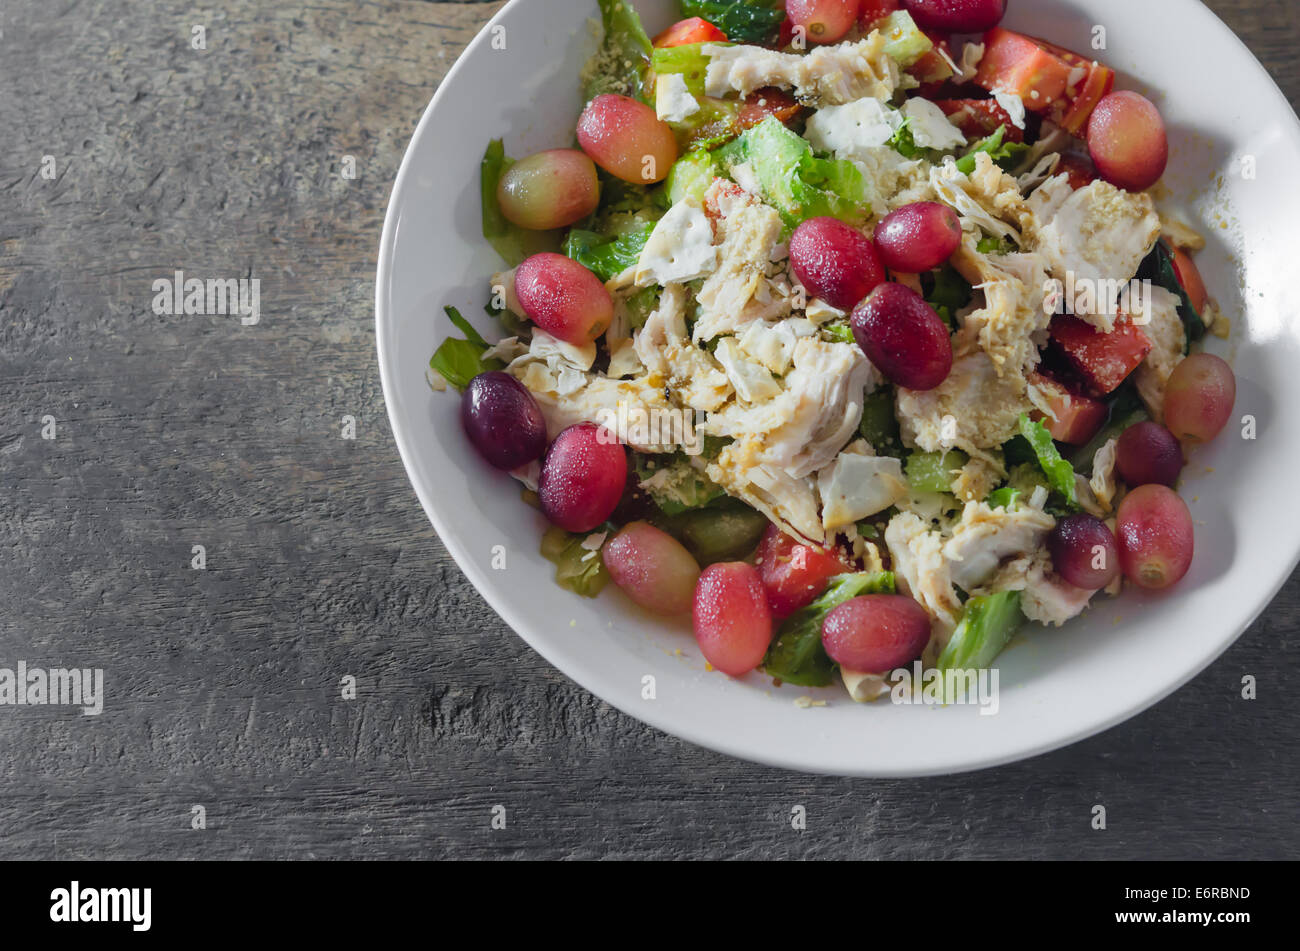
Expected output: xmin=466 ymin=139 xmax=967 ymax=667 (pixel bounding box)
xmin=377 ymin=0 xmax=1300 ymax=775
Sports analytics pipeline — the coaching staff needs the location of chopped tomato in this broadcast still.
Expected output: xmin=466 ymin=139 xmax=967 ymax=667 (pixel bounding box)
xmin=859 ymin=0 xmax=902 ymax=29
xmin=934 ymin=98 xmax=1025 ymax=143
xmin=756 ymin=524 xmax=855 ymax=620
xmin=778 ymin=16 xmax=795 ymax=48
xmin=1050 ymin=315 xmax=1153 ymax=395
xmin=977 ymin=29 xmax=1115 ymax=136
xmin=1028 ymin=372 xmax=1109 ymax=445
xmin=975 ymin=28 xmax=1073 ymax=111
xmin=653 ymin=16 xmax=727 ymax=48
xmin=738 ymin=87 xmax=803 ymax=130
xmin=1171 ymin=248 xmax=1209 ymax=313
xmin=1056 ymin=152 xmax=1098 ymax=189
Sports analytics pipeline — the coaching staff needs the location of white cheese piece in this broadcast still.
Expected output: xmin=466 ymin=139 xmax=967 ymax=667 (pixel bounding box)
xmin=528 ymin=329 xmax=596 ymax=371
xmin=635 ymin=200 xmax=718 ymax=287
xmin=730 ymin=161 xmax=762 ymax=196
xmin=481 ymin=336 xmax=529 ymax=364
xmin=993 ymin=91 xmax=1027 ymax=130
xmin=804 ymin=97 xmax=902 ymax=157
xmin=737 ymin=319 xmax=799 ymax=375
xmin=902 ymin=97 xmax=967 ymax=150
xmin=655 ymin=73 xmax=699 ymax=123
xmin=841 ymin=668 xmax=890 ymax=703
xmin=955 ymin=42 xmax=985 ymax=83
xmin=817 ymin=452 xmax=908 ymax=531
xmin=804 ymin=299 xmax=846 ymax=324
xmin=605 ymin=339 xmax=643 ymax=380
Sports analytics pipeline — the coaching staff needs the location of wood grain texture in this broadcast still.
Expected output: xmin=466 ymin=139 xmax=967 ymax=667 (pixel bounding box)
xmin=0 ymin=0 xmax=1296 ymax=860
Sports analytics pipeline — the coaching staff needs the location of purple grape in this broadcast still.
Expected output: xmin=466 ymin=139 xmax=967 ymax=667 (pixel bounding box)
xmin=461 ymin=371 xmax=547 ymax=471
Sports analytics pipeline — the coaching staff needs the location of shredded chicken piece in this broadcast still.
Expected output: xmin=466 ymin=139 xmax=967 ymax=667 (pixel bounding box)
xmin=884 ymin=513 xmax=963 ymax=630
xmin=942 ymin=501 xmax=1055 ymax=591
xmin=703 ymin=34 xmax=898 ymax=105
xmin=1090 ymin=438 xmax=1120 ymax=512
xmin=896 ymin=349 xmax=1034 ymax=461
xmin=1131 ymin=286 xmax=1186 ymax=422
xmin=694 ymin=182 xmax=786 ymax=343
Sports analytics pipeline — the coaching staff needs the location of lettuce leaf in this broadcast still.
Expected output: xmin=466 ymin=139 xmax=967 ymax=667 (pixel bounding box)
xmin=921 ymin=265 xmax=972 ymax=328
xmin=936 ymin=591 xmax=1023 ymax=673
xmin=540 ymin=526 xmax=611 ymax=598
xmin=859 ymin=387 xmax=905 ymax=458
xmin=1017 ymin=413 xmax=1077 ymax=506
xmin=763 ymin=572 xmax=897 ymax=687
xmin=564 ymin=223 xmax=655 ymax=282
xmin=429 ymin=307 xmax=505 ymax=392
xmin=635 ymin=454 xmax=726 ymax=516
xmin=480 ymin=140 xmax=559 ymax=267
xmin=955 ymin=125 xmax=1031 ymax=175
xmin=680 ymin=0 xmax=784 ymax=45
xmin=718 ymin=117 xmax=869 ymax=231
xmin=906 ymin=450 xmax=969 ymax=494
xmin=583 ymin=0 xmax=654 ymax=103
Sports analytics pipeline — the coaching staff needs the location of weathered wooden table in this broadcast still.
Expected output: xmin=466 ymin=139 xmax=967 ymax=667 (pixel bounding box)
xmin=1 ymin=0 xmax=1296 ymax=859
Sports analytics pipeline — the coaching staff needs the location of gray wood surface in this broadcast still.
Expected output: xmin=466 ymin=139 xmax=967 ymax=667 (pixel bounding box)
xmin=1 ymin=0 xmax=1296 ymax=860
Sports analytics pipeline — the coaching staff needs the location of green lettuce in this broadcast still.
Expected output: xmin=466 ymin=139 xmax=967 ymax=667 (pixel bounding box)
xmin=667 ymin=150 xmax=721 ymax=205
xmin=635 ymin=454 xmax=726 ymax=516
xmin=1017 ymin=414 xmax=1077 ymax=506
xmin=717 ymin=117 xmax=870 ymax=231
xmin=955 ymin=125 xmax=1031 ymax=176
xmin=429 ymin=307 xmax=504 ymax=392
xmin=877 ymin=10 xmax=934 ymax=67
xmin=680 ymin=0 xmax=784 ymax=45
xmin=763 ymin=572 xmax=897 ymax=687
xmin=583 ymin=0 xmax=654 ymax=102
xmin=563 ymin=223 xmax=654 ymax=282
xmin=480 ymin=140 xmax=560 ymax=267
xmin=906 ymin=450 xmax=969 ymax=494
xmin=654 ymin=500 xmax=768 ymax=566
xmin=859 ymin=387 xmax=905 ymax=458
xmin=921 ymin=265 xmax=972 ymax=328
xmin=936 ymin=591 xmax=1024 ymax=673
xmin=540 ymin=526 xmax=611 ymax=598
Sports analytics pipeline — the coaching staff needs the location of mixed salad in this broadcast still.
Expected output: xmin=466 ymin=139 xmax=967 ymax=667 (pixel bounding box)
xmin=431 ymin=0 xmax=1237 ymax=701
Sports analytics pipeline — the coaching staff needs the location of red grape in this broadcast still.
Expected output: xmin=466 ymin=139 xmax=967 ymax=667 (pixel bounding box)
xmin=1087 ymin=91 xmax=1169 ymax=192
xmin=821 ymin=595 xmax=931 ymax=673
xmin=851 ymin=282 xmax=953 ymax=390
xmin=1115 ymin=420 xmax=1185 ymax=488
xmin=539 ymin=423 xmax=628 ymax=533
xmin=756 ymin=524 xmax=853 ymax=619
xmin=461 ymin=371 xmax=548 ymax=471
xmin=497 ymin=149 xmax=600 ymax=231
xmin=1116 ymin=484 xmax=1194 ymax=590
xmin=902 ymin=0 xmax=1006 ymax=33
xmin=693 ymin=563 xmax=773 ymax=676
xmin=576 ymin=94 xmax=678 ymax=185
xmin=514 ymin=253 xmax=614 ymax=345
xmin=1047 ymin=514 xmax=1120 ymax=590
xmin=603 ymin=522 xmax=701 ymax=616
xmin=1163 ymin=353 xmax=1236 ymax=444
xmin=873 ymin=202 xmax=963 ymax=274
xmin=786 ymin=0 xmax=861 ymax=45
xmin=788 ymin=217 xmax=885 ymax=310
